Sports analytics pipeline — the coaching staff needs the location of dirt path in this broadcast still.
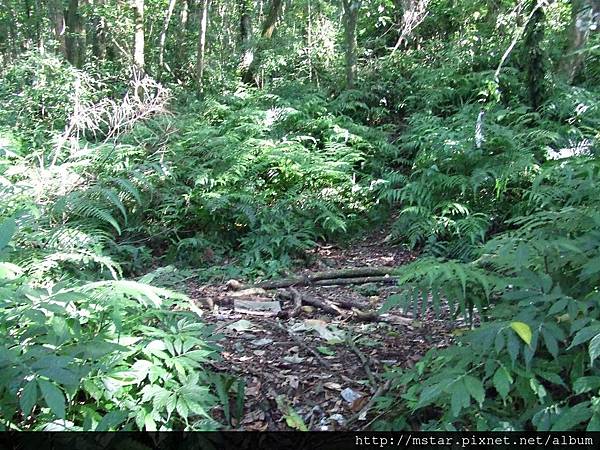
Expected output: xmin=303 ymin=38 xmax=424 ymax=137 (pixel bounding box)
xmin=186 ymin=237 xmax=456 ymax=430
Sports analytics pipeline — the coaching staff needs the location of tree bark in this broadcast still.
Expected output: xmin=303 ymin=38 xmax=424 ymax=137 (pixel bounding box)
xmin=65 ymin=0 xmax=85 ymax=67
xmin=559 ymin=0 xmax=600 ymax=83
xmin=158 ymin=0 xmax=178 ymax=72
xmin=236 ymin=267 xmax=398 ymax=290
xmin=342 ymin=0 xmax=361 ymax=89
xmin=196 ymin=0 xmax=210 ymax=91
xmin=241 ymin=0 xmax=284 ymax=84
xmin=91 ymin=0 xmax=107 ymax=60
xmin=174 ymin=0 xmax=189 ymax=76
xmin=132 ymin=0 xmax=145 ymax=72
xmin=239 ymin=0 xmax=254 ymax=75
xmin=48 ymin=0 xmax=67 ymax=58
xmin=524 ymin=0 xmax=546 ymax=109
xmin=260 ymin=0 xmax=283 ymax=39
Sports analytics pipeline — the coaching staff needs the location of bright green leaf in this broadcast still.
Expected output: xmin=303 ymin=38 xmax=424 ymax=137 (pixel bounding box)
xmin=510 ymin=321 xmax=532 ymax=346
xmin=38 ymin=379 xmax=66 ymax=419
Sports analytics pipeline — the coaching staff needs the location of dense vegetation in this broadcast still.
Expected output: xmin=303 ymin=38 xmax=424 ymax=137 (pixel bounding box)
xmin=1 ymin=0 xmax=599 ymax=431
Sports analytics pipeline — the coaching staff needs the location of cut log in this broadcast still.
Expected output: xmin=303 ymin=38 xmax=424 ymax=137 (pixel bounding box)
xmin=312 ymin=276 xmax=397 ymax=287
xmin=300 ymin=294 xmax=344 ymax=315
xmin=255 ymin=267 xmax=398 ymax=290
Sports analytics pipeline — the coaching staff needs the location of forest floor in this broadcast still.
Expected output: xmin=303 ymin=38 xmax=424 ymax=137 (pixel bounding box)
xmin=186 ymin=232 xmax=459 ymax=430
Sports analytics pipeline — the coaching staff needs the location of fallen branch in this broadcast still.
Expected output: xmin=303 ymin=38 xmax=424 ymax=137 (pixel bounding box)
xmin=332 ymin=298 xmax=368 ymax=310
xmin=300 ymin=293 xmax=344 ymax=315
xmin=288 ymin=287 xmax=303 ymax=318
xmin=346 ymin=332 xmax=378 ymax=389
xmin=312 ymin=276 xmax=397 ymax=287
xmin=249 ymin=267 xmax=397 ymax=290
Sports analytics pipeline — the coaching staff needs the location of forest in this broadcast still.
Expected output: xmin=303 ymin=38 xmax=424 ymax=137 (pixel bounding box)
xmin=0 ymin=0 xmax=599 ymax=433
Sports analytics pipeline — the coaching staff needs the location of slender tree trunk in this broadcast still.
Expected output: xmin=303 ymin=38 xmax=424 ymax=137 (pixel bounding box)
xmin=307 ymin=0 xmax=313 ymax=82
xmin=239 ymin=0 xmax=254 ymax=76
xmin=65 ymin=0 xmax=85 ymax=67
xmin=91 ymin=0 xmax=107 ymax=60
xmin=559 ymin=0 xmax=600 ymax=83
xmin=524 ymin=1 xmax=546 ymax=109
xmin=132 ymin=0 xmax=145 ymax=72
xmin=241 ymin=0 xmax=284 ymax=84
xmin=158 ymin=0 xmax=178 ymax=71
xmin=260 ymin=0 xmax=283 ymax=39
xmin=196 ymin=0 xmax=210 ymax=91
xmin=48 ymin=0 xmax=67 ymax=58
xmin=174 ymin=0 xmax=189 ymax=76
xmin=342 ymin=0 xmax=361 ymax=89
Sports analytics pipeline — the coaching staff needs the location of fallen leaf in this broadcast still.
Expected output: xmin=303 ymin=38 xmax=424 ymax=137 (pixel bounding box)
xmin=251 ymin=338 xmax=273 ymax=347
xmin=350 ymin=396 xmax=369 ymax=412
xmin=275 ymin=395 xmax=308 ymax=431
xmin=226 ymin=319 xmax=255 ymax=332
xmin=282 ymin=355 xmax=305 ymax=364
xmin=341 ymin=387 xmax=363 ymax=403
xmin=287 ymin=376 xmax=300 ymax=389
xmin=292 ymin=319 xmax=345 ymax=343
xmin=317 ymin=346 xmax=335 ymax=356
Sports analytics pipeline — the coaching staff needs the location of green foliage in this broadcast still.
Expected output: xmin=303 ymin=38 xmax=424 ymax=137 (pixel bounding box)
xmin=132 ymin=86 xmax=389 ymax=276
xmin=0 ymin=257 xmax=220 ymax=430
xmin=0 ymin=54 xmax=227 ymax=431
xmin=377 ymin=154 xmax=600 ymax=431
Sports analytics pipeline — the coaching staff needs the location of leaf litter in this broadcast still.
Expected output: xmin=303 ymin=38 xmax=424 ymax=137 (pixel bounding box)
xmin=186 ymin=233 xmax=459 ymax=430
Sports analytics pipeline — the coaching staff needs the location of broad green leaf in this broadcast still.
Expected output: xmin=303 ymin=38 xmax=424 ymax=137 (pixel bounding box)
xmin=464 ymin=375 xmax=485 ymax=405
xmin=38 ymin=379 xmax=66 ymax=419
xmin=450 ymin=379 xmax=470 ymax=417
xmin=166 ymin=394 xmax=177 ymax=419
xmin=573 ymin=376 xmax=600 ymax=394
xmin=317 ymin=346 xmax=335 ymax=356
xmin=176 ymin=397 xmax=190 ymax=419
xmin=510 ymin=321 xmax=532 ymax=346
xmin=587 ymin=413 xmax=600 ymax=431
xmin=95 ymin=410 xmax=128 ymax=431
xmin=548 ymin=298 xmax=568 ymax=315
xmin=416 ymin=384 xmax=443 ymax=409
xmin=550 ymin=402 xmax=592 ymax=431
xmin=0 ymin=218 xmax=16 ymax=250
xmin=492 ymin=367 xmax=512 ymax=399
xmin=589 ymin=334 xmax=600 ymax=365
xmin=541 ymin=328 xmax=559 ymax=359
xmin=20 ymin=380 xmax=38 ymax=417
xmin=144 ymin=414 xmax=157 ymax=431
xmin=569 ymin=325 xmax=600 ymax=349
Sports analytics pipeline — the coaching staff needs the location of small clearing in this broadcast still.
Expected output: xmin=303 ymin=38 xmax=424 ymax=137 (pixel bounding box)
xmin=186 ymin=236 xmax=459 ymax=430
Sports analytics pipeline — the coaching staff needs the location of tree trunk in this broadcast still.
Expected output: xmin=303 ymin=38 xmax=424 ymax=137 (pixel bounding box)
xmin=91 ymin=0 xmax=107 ymax=60
xmin=241 ymin=0 xmax=284 ymax=84
xmin=132 ymin=0 xmax=145 ymax=72
xmin=524 ymin=1 xmax=546 ymax=109
xmin=48 ymin=0 xmax=67 ymax=58
xmin=196 ymin=0 xmax=210 ymax=91
xmin=260 ymin=0 xmax=283 ymax=39
xmin=65 ymin=0 xmax=85 ymax=67
xmin=174 ymin=0 xmax=189 ymax=76
xmin=239 ymin=0 xmax=254 ymax=76
xmin=342 ymin=0 xmax=361 ymax=89
xmin=307 ymin=0 xmax=313 ymax=82
xmin=158 ymin=0 xmax=178 ymax=72
xmin=559 ymin=0 xmax=600 ymax=83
